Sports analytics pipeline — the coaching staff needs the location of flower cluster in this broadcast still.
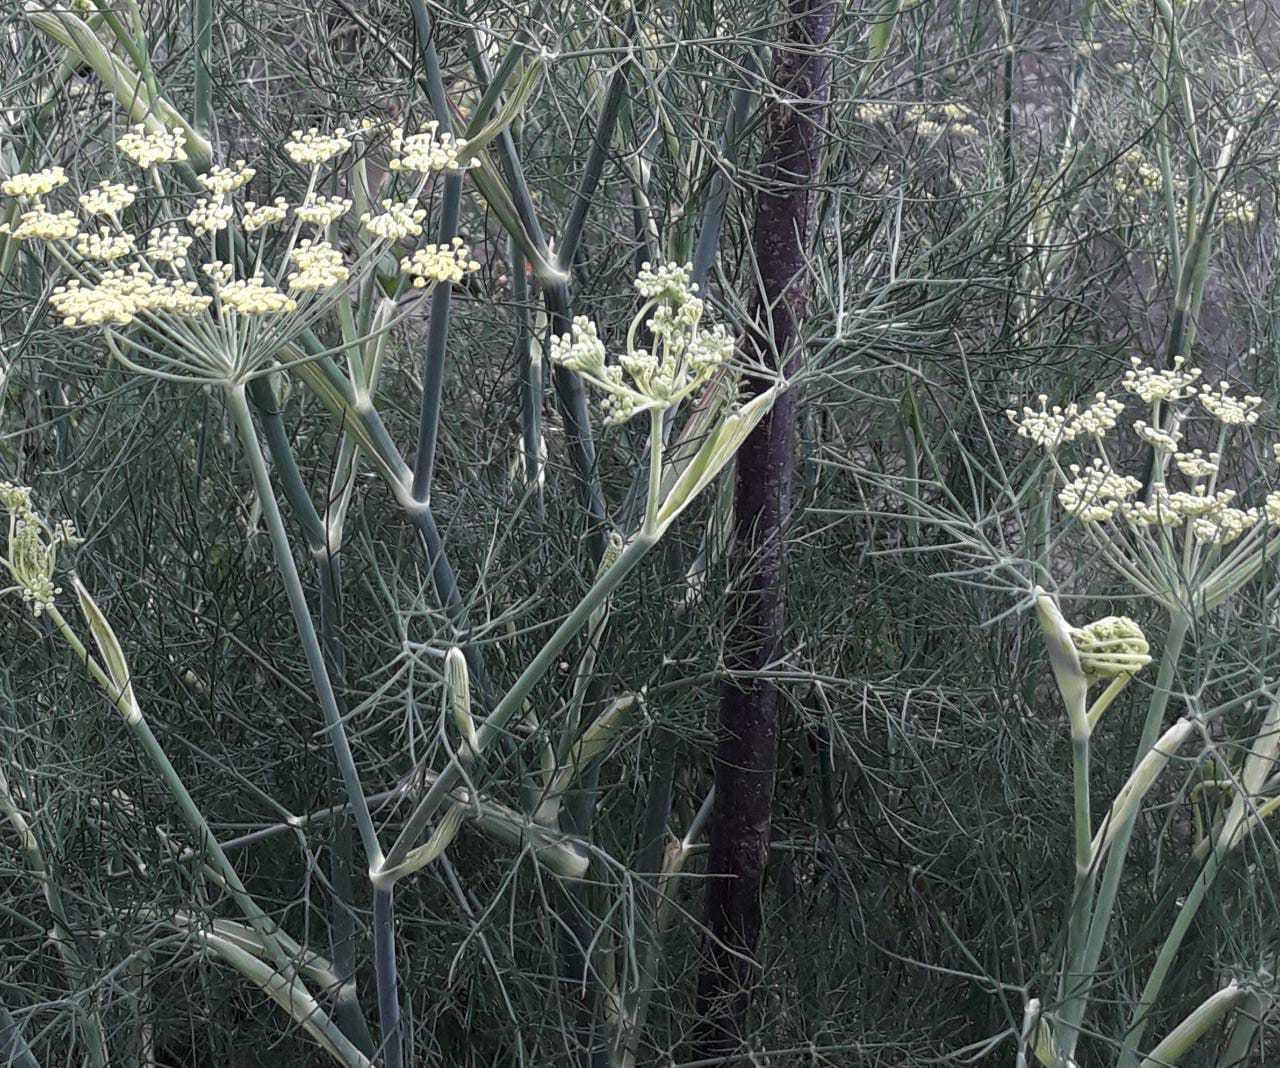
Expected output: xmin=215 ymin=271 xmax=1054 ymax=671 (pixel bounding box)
xmin=1007 ymin=392 xmax=1126 ymax=449
xmin=855 ymin=102 xmax=979 ymax=139
xmin=243 ymin=198 xmax=289 ymax=232
xmin=1198 ymin=381 xmax=1261 ymax=426
xmin=146 ymin=225 xmax=193 ymax=266
xmin=1 ymin=205 xmax=79 ymax=242
xmin=389 ymin=122 xmax=475 ymax=173
xmin=116 ymin=125 xmax=188 ymax=168
xmin=215 ymin=273 xmax=297 ymax=316
xmin=79 ymin=181 xmax=137 ymax=217
xmin=50 ymin=266 xmax=211 ymax=327
xmin=0 ymin=120 xmax=480 ymax=384
xmin=287 ymin=240 xmax=349 ymax=292
xmin=1219 ymin=189 xmax=1258 ymax=226
xmin=1 ymin=166 xmax=68 ymax=198
xmin=186 ymin=197 xmax=234 ymax=234
xmin=1114 ymin=149 xmax=1162 ymax=203
xmin=401 ymin=238 xmax=480 ymax=287
xmin=1070 ymin=616 xmax=1151 ymax=680
xmin=1010 ymin=355 xmax=1280 ymax=610
xmin=550 ymin=262 xmax=734 ymax=426
xmin=295 ymin=194 xmax=351 ymax=227
xmin=75 ymin=227 xmax=136 ymax=263
xmin=361 ymin=199 xmax=427 ymax=242
xmin=1121 ymin=355 xmax=1200 ymax=403
xmin=199 ymin=161 xmax=255 ymax=196
xmin=0 ymin=483 xmax=80 ymax=616
xmin=285 ymin=128 xmax=352 ymax=168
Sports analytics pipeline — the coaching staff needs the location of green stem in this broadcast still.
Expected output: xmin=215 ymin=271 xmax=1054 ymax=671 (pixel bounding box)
xmin=644 ymin=408 xmax=664 ymax=535
xmin=376 ymin=531 xmax=658 ymax=882
xmin=1060 ymin=611 xmax=1190 ymax=1059
xmin=410 ymin=173 xmax=462 ymax=501
xmin=45 ymin=603 xmax=298 ymax=977
xmin=1057 ymin=713 xmax=1094 ymax=1054
xmin=225 ymin=384 xmax=381 ymax=868
xmin=1118 ymin=849 xmax=1224 ymax=1068
xmin=192 ymin=0 xmax=212 ymax=135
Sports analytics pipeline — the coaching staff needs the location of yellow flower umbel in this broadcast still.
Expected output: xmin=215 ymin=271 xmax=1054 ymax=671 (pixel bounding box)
xmin=1 ymin=166 xmax=68 ymax=198
xmin=0 ymin=120 xmax=482 ymax=385
xmin=388 ymin=122 xmax=476 ymax=174
xmin=1010 ymin=356 xmax=1280 ymax=614
xmin=116 ymin=125 xmax=188 ymax=168
xmin=400 ymin=238 xmax=480 ymax=287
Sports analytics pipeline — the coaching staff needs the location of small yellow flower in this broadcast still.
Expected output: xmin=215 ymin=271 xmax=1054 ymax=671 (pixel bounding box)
xmin=74 ymin=226 xmax=137 ymax=263
xmin=243 ymin=197 xmax=289 ymax=232
xmin=0 ymin=205 xmax=79 ymax=242
xmin=145 ymin=225 xmax=194 ymax=267
xmin=187 ymin=197 xmax=233 ymax=234
xmin=389 ymin=123 xmax=475 ymax=173
xmin=287 ymin=239 xmax=349 ymax=292
xmin=199 ymin=161 xmax=256 ymax=196
xmin=295 ymin=195 xmax=352 ymax=227
xmin=218 ymin=276 xmax=297 ymax=316
xmin=360 ymin=199 xmax=428 ymax=241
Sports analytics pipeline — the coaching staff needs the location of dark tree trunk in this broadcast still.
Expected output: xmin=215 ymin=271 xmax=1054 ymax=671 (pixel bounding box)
xmin=692 ymin=0 xmax=835 ymax=1060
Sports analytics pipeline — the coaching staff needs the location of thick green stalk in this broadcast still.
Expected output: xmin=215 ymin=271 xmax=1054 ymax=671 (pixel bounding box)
xmin=197 ymin=932 xmax=372 ymax=1067
xmin=225 ymin=384 xmax=381 ymax=867
xmin=512 ymin=241 xmax=544 ymax=518
xmin=247 ymin=378 xmax=325 ymax=546
xmin=460 ymin=24 xmax=609 ymax=552
xmin=1059 ymin=611 xmax=1190 ymax=1059
xmin=1057 ymin=693 xmax=1094 ymax=1054
xmin=1137 ymin=983 xmax=1247 ymax=1068
xmin=287 ymin=336 xmax=490 ymax=699
xmin=1118 ymin=850 xmax=1223 ymax=1068
xmin=644 ymin=409 xmax=664 ymax=536
xmin=410 ymin=174 xmax=462 ymax=501
xmin=246 ymin=378 xmax=375 ymax=1057
xmin=555 ymin=12 xmax=638 ymax=274
xmin=372 ymin=887 xmax=402 ymax=1068
xmin=192 ymin=0 xmax=212 ymax=135
xmin=1217 ymin=989 xmax=1266 ymax=1067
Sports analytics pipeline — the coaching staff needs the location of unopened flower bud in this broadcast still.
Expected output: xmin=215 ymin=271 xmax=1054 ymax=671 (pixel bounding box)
xmin=445 ymin=647 xmax=478 ymax=759
xmin=1070 ymin=617 xmax=1151 ymax=680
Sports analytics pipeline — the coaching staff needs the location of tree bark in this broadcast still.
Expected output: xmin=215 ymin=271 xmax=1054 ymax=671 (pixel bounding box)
xmin=692 ymin=0 xmax=834 ymax=1060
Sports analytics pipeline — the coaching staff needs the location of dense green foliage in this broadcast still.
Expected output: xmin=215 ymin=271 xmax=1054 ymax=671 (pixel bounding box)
xmin=2 ymin=0 xmax=1280 ymax=1065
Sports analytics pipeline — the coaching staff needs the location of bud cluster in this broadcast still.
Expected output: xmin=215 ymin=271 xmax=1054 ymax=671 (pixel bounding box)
xmin=550 ymin=262 xmax=734 ymax=426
